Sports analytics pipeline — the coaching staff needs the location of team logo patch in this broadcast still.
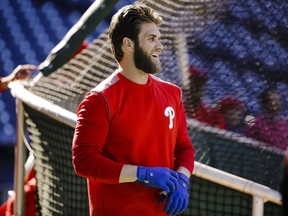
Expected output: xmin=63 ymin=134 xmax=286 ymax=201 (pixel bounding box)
xmin=164 ymin=106 xmax=175 ymax=129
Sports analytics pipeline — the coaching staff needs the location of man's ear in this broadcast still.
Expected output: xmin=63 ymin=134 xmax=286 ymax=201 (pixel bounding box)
xmin=123 ymin=37 xmax=134 ymax=50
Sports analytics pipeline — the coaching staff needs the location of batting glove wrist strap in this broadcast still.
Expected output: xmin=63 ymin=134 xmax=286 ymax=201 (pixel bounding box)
xmin=137 ymin=166 xmax=148 ymax=184
xmin=178 ymin=173 xmax=190 ymax=191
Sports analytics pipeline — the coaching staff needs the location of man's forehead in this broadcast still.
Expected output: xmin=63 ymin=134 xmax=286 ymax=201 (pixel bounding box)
xmin=139 ymin=22 xmax=161 ymax=37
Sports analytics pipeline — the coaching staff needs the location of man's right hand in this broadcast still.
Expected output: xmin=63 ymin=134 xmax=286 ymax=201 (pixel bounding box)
xmin=137 ymin=166 xmax=179 ymax=193
xmin=164 ymin=173 xmax=190 ymax=215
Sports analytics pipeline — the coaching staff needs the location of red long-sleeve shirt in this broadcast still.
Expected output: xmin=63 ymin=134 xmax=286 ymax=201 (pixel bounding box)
xmin=72 ymin=71 xmax=194 ymax=216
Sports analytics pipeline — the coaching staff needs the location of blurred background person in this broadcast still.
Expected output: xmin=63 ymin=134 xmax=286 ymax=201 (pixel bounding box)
xmin=245 ymin=86 xmax=288 ymax=150
xmin=0 ymin=64 xmax=37 ymax=216
xmin=184 ymin=65 xmax=225 ymax=129
xmin=215 ymin=95 xmax=247 ymax=134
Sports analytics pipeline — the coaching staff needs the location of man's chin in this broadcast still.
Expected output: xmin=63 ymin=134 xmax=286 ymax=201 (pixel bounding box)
xmin=151 ymin=63 xmax=161 ymax=74
xmin=145 ymin=67 xmax=161 ymax=74
xmin=153 ymin=67 xmax=161 ymax=74
xmin=139 ymin=64 xmax=160 ymax=74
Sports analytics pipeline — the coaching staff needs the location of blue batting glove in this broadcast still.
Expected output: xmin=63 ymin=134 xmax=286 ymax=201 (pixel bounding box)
xmin=137 ymin=166 xmax=179 ymax=194
xmin=164 ymin=173 xmax=190 ymax=215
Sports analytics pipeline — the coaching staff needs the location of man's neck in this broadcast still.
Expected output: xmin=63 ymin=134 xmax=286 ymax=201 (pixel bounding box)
xmin=118 ymin=65 xmax=149 ymax=85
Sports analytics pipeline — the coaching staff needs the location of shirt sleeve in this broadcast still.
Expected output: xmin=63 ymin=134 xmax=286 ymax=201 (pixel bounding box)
xmin=174 ymin=98 xmax=195 ymax=175
xmin=72 ymin=91 xmax=123 ymax=183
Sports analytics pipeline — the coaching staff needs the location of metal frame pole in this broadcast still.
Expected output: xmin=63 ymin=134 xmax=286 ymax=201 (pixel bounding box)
xmin=252 ymin=195 xmax=264 ymax=216
xmin=13 ymin=98 xmax=26 ymax=215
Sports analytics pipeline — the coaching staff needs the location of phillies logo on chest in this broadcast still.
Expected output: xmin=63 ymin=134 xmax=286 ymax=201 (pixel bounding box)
xmin=164 ymin=106 xmax=175 ymax=129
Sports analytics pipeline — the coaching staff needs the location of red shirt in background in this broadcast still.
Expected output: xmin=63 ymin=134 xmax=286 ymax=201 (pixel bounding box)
xmin=186 ymin=102 xmax=226 ymax=129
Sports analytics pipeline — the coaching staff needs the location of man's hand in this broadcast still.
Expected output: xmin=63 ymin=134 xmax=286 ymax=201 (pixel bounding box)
xmin=11 ymin=65 xmax=37 ymax=81
xmin=1 ymin=65 xmax=37 ymax=90
xmin=137 ymin=166 xmax=179 ymax=194
xmin=164 ymin=173 xmax=190 ymax=215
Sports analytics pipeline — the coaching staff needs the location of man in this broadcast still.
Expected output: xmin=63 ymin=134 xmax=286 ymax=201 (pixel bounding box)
xmin=72 ymin=3 xmax=194 ymax=216
xmin=0 ymin=64 xmax=37 ymax=215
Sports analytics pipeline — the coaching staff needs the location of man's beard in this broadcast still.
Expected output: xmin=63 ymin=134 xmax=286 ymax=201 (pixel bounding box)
xmin=133 ymin=42 xmax=161 ymax=74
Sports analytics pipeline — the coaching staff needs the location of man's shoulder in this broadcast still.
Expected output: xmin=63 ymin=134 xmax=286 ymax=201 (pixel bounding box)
xmin=92 ymin=73 xmax=120 ymax=93
xmin=151 ymin=74 xmax=181 ymax=91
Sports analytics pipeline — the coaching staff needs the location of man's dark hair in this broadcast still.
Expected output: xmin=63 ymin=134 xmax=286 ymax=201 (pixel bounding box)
xmin=108 ymin=3 xmax=162 ymax=62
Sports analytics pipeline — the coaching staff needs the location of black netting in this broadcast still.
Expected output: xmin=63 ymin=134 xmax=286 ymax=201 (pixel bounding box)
xmin=188 ymin=125 xmax=284 ymax=191
xmin=24 ymin=105 xmax=89 ymax=216
xmin=185 ymin=176 xmax=282 ymax=216
xmin=185 ymin=176 xmax=253 ymax=216
xmin=22 ymin=0 xmax=286 ymax=215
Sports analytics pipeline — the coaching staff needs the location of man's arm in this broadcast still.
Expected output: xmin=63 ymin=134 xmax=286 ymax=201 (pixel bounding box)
xmin=176 ymin=166 xmax=191 ymax=178
xmin=119 ymin=166 xmax=190 ymax=183
xmin=163 ymin=99 xmax=194 ymax=215
xmin=119 ymin=165 xmax=137 ymax=183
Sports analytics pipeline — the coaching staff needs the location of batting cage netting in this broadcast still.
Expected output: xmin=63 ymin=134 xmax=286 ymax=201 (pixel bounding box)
xmin=13 ymin=0 xmax=286 ymax=215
